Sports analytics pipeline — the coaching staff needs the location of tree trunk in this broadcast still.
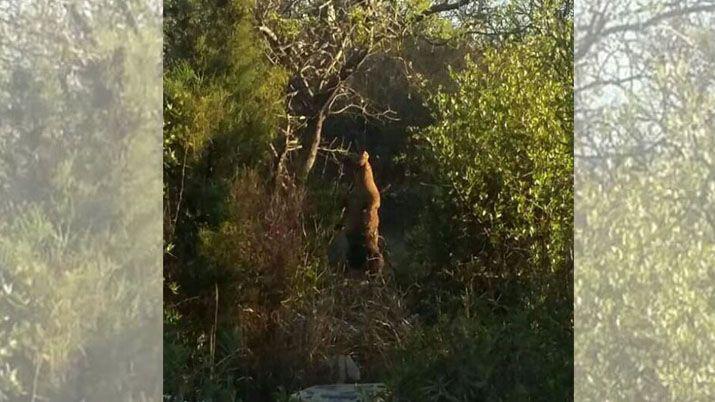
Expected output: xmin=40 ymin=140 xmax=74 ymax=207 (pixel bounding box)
xmin=299 ymin=111 xmax=326 ymax=182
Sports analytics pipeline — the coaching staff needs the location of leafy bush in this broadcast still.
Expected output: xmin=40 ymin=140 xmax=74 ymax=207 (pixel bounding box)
xmin=165 ymin=170 xmax=412 ymax=400
xmin=576 ymin=45 xmax=715 ymax=400
xmin=408 ymin=11 xmax=573 ymax=286
xmin=0 ymin=5 xmax=162 ymax=399
xmin=162 ymin=1 xmax=575 ymax=401
xmin=388 ymin=8 xmax=574 ymax=401
xmin=388 ymin=308 xmax=571 ymax=401
xmin=162 ymin=1 xmax=291 ymax=399
xmin=163 ymin=0 xmax=286 ymax=245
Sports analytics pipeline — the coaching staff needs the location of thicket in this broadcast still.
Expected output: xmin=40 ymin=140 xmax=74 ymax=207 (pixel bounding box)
xmin=575 ymin=4 xmax=715 ymax=399
xmin=0 ymin=1 xmax=162 ymax=399
xmin=163 ymin=0 xmax=573 ymax=401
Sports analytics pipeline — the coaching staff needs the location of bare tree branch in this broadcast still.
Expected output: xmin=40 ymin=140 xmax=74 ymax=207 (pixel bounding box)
xmin=576 ymin=3 xmax=715 ymax=60
xmin=423 ymin=0 xmax=472 ymax=16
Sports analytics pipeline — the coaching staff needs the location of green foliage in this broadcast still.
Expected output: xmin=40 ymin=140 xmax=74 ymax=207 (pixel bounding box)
xmin=575 ymin=26 xmax=715 ymax=400
xmin=408 ymin=10 xmax=573 ymax=285
xmin=162 ymin=0 xmax=287 ymax=271
xmin=163 ymin=0 xmax=286 ymax=185
xmin=162 ymin=1 xmax=292 ymax=399
xmin=0 ymin=3 xmax=162 ymax=399
xmin=389 ymin=308 xmax=571 ymax=401
xmin=162 ymin=1 xmax=575 ymax=401
xmin=389 ymin=7 xmax=573 ymax=400
xmin=162 ymin=0 xmax=286 ymax=278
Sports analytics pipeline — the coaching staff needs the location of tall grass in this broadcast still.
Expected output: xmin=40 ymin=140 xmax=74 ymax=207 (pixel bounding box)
xmin=164 ymin=170 xmax=412 ymax=401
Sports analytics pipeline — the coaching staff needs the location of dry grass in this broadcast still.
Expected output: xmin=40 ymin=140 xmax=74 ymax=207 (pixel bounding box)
xmin=185 ymin=169 xmax=414 ymax=398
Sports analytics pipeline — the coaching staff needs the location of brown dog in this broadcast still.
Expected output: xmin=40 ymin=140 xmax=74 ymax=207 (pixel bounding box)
xmin=344 ymin=151 xmax=384 ymax=274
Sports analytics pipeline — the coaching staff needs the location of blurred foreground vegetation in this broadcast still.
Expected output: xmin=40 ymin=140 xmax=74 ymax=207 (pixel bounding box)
xmin=0 ymin=0 xmax=162 ymax=400
xmin=575 ymin=2 xmax=715 ymax=400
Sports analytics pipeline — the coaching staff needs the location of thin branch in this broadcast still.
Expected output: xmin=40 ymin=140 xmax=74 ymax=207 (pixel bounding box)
xmin=423 ymin=0 xmax=472 ymax=16
xmin=576 ymin=4 xmax=715 ymax=60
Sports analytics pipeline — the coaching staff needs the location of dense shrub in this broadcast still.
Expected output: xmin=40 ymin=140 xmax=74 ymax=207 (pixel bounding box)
xmin=575 ymin=33 xmax=715 ymax=399
xmin=0 ymin=3 xmax=162 ymax=399
xmin=162 ymin=0 xmax=290 ymax=399
xmin=407 ymin=11 xmax=573 ymax=286
xmin=165 ymin=171 xmax=412 ymax=400
xmin=388 ymin=7 xmax=573 ymax=400
xmin=388 ymin=308 xmax=571 ymax=401
xmin=162 ymin=1 xmax=574 ymax=401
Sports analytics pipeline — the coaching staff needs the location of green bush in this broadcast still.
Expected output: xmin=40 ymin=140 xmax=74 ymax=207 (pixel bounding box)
xmin=389 ymin=7 xmax=573 ymax=401
xmin=575 ymin=76 xmax=715 ymax=401
xmin=408 ymin=12 xmax=573 ymax=285
xmin=0 ymin=9 xmax=162 ymax=400
xmin=161 ymin=1 xmax=575 ymax=400
xmin=388 ymin=308 xmax=571 ymax=401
